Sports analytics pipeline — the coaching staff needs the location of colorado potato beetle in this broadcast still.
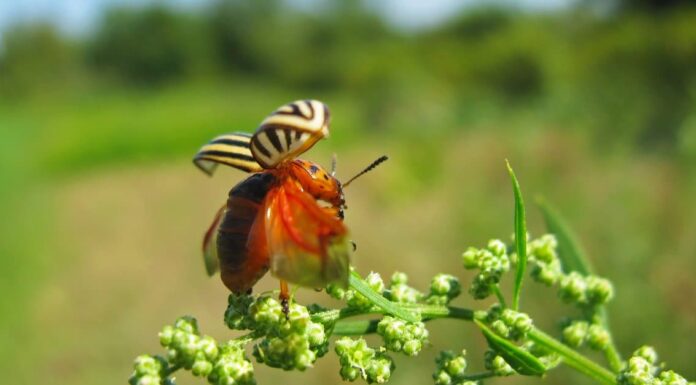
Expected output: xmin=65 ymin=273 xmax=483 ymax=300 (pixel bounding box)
xmin=193 ymin=100 xmax=386 ymax=312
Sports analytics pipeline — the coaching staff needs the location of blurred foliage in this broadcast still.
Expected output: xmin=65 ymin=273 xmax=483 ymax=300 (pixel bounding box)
xmin=2 ymin=1 xmax=696 ymax=152
xmin=0 ymin=1 xmax=695 ymax=385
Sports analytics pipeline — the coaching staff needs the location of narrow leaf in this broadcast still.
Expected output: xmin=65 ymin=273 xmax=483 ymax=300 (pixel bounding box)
xmin=536 ymin=198 xmax=592 ymax=275
xmin=476 ymin=320 xmax=546 ymax=376
xmin=349 ymin=270 xmax=420 ymax=323
xmin=506 ymin=160 xmax=527 ymax=311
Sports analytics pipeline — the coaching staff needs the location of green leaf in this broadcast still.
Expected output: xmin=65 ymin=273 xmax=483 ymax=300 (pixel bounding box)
xmin=349 ymin=270 xmax=420 ymax=322
xmin=476 ymin=320 xmax=546 ymax=376
xmin=536 ymin=198 xmax=592 ymax=275
xmin=506 ymin=160 xmax=527 ymax=311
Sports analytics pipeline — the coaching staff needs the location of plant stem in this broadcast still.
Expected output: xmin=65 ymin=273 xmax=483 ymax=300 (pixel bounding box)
xmin=463 ymin=371 xmax=497 ymax=381
xmin=597 ymin=307 xmax=623 ymax=372
xmin=164 ymin=363 xmax=182 ymax=377
xmin=527 ymin=328 xmax=616 ymax=385
xmin=494 ymin=285 xmax=508 ymax=308
xmin=318 ymin=304 xmax=616 ymax=385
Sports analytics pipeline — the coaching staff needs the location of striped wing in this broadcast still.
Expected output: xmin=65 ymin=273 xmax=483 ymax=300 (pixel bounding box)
xmin=193 ymin=132 xmax=263 ymax=175
xmin=263 ymin=180 xmax=350 ymax=288
xmin=250 ymin=100 xmax=330 ymax=169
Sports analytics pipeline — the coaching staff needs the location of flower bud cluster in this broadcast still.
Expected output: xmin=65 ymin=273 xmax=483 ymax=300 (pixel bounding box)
xmin=558 ymin=272 xmax=614 ymax=307
xmin=527 ymin=234 xmax=563 ymax=286
xmin=249 ymin=297 xmax=328 ymax=370
xmin=387 ymin=271 xmax=424 ymax=303
xmin=617 ymin=346 xmax=693 ymax=385
xmin=156 ymin=316 xmax=256 ymax=385
xmin=433 ymin=350 xmax=476 ymax=385
xmin=159 ymin=317 xmax=219 ymax=375
xmin=335 ymin=337 xmax=395 ymax=383
xmin=208 ymin=342 xmax=256 ymax=385
xmin=561 ymin=320 xmax=610 ymax=350
xmin=462 ymin=240 xmax=510 ymax=300
xmin=484 ymin=304 xmax=533 ymax=341
xmin=426 ymin=274 xmax=462 ymax=305
xmin=484 ymin=350 xmax=516 ymax=376
xmin=224 ymin=293 xmax=255 ymax=330
xmin=129 ymin=355 xmax=172 ymax=385
xmin=526 ymin=235 xmax=615 ymax=308
xmin=223 ymin=294 xmax=329 ymax=371
xmin=377 ymin=316 xmax=429 ymax=356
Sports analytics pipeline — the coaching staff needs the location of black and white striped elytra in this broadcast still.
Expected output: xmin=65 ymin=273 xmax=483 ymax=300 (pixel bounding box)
xmin=250 ymin=100 xmax=330 ymax=169
xmin=193 ymin=132 xmax=263 ymax=175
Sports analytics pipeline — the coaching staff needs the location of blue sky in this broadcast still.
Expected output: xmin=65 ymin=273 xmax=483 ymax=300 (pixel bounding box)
xmin=0 ymin=0 xmax=571 ymax=40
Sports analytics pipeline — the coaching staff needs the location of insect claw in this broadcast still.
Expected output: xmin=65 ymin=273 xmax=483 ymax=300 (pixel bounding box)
xmin=279 ymin=280 xmax=290 ymax=319
xmin=281 ymin=297 xmax=290 ymax=320
xmin=351 ymin=241 xmax=357 ymax=252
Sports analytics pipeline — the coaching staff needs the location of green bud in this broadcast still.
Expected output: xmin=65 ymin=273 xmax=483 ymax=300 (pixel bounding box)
xmin=618 ymin=356 xmax=655 ymax=385
xmin=434 ymin=370 xmax=452 ymax=385
xmin=491 ymin=319 xmax=510 ymax=338
xmin=192 ymin=359 xmax=213 ymax=377
xmin=159 ymin=326 xmax=175 ymax=347
xmin=484 ymin=350 xmax=515 ymax=376
xmin=587 ymin=324 xmax=610 ymax=351
xmin=468 ymin=275 xmax=494 ymax=300
xmin=658 ymin=370 xmax=689 ymax=385
xmin=429 ymin=274 xmax=462 ymax=301
xmin=462 ymin=248 xmax=480 ymax=269
xmin=529 ymin=235 xmax=558 ymax=263
xmin=586 ymin=276 xmax=614 ymax=305
xmin=434 ymin=350 xmax=470 ymax=385
xmin=130 ymin=355 xmax=168 ymax=385
xmin=390 ymin=271 xmax=409 ymax=286
xmin=326 ymin=282 xmax=348 ymax=300
xmin=249 ymin=296 xmax=283 ymax=333
xmin=340 ymin=365 xmax=360 ymax=381
xmin=530 ymin=263 xmax=560 ymax=286
xmin=132 ymin=374 xmax=160 ymax=385
xmin=377 ymin=316 xmax=428 ymax=356
xmin=366 ymin=272 xmax=386 ymax=293
xmin=225 ymin=293 xmax=254 ymax=330
xmin=174 ymin=316 xmax=199 ymax=335
xmin=211 ymin=343 xmax=256 ymax=385
xmin=488 ymin=239 xmax=507 ymax=256
xmin=366 ymin=354 xmax=394 ymax=383
xmin=633 ymin=346 xmax=658 ymax=365
xmin=562 ymin=321 xmax=589 ymax=348
xmin=389 ymin=283 xmax=423 ymax=303
xmin=559 ymin=272 xmax=588 ymax=304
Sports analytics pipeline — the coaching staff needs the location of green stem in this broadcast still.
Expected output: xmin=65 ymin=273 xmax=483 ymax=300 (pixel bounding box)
xmin=318 ymin=304 xmax=616 ymax=385
xmin=494 ymin=285 xmax=508 ymax=308
xmin=463 ymin=371 xmax=496 ymax=381
xmin=527 ymin=328 xmax=616 ymax=385
xmin=164 ymin=363 xmax=182 ymax=377
xmin=597 ymin=307 xmax=623 ymax=372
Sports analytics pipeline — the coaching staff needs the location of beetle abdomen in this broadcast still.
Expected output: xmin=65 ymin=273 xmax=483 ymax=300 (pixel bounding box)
xmin=217 ymin=172 xmax=276 ymax=293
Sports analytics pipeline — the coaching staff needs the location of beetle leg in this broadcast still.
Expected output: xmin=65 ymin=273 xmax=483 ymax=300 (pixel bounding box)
xmin=279 ymin=280 xmax=290 ymax=319
xmin=322 ymin=206 xmax=344 ymax=220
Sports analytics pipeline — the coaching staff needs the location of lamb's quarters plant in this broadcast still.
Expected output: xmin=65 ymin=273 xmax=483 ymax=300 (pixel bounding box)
xmin=130 ymin=162 xmax=694 ymax=385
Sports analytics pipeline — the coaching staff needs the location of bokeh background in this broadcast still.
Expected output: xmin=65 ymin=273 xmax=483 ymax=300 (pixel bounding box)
xmin=1 ymin=0 xmax=695 ymax=384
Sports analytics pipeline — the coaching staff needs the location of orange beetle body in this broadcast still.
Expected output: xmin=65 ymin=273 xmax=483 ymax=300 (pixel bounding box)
xmin=215 ymin=159 xmax=347 ymax=295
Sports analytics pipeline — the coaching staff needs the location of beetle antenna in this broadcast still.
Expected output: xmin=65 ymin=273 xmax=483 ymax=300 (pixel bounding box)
xmin=331 ymin=153 xmax=337 ymax=177
xmin=343 ymin=155 xmax=388 ymax=188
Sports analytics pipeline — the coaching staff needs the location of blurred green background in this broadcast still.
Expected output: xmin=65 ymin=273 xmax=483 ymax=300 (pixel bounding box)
xmin=1 ymin=0 xmax=695 ymax=384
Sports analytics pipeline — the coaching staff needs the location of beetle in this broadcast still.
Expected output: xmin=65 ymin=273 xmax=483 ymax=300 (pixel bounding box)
xmin=193 ymin=100 xmax=386 ymax=312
